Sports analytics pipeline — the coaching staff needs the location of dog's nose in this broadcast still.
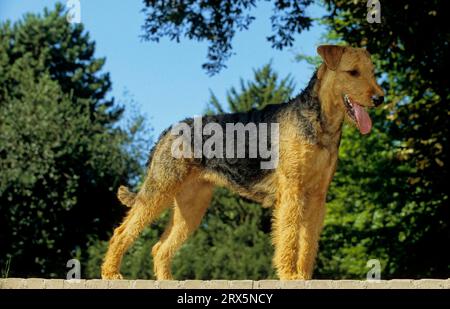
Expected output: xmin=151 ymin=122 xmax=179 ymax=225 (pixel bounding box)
xmin=372 ymin=95 xmax=384 ymax=106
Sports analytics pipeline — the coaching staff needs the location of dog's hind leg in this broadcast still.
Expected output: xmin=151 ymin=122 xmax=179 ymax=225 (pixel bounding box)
xmin=101 ymin=147 xmax=193 ymax=279
xmin=152 ymin=179 xmax=214 ymax=280
xmin=101 ymin=179 xmax=182 ymax=280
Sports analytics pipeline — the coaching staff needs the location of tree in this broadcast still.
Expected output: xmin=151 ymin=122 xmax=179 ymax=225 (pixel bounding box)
xmin=207 ymin=62 xmax=295 ymax=113
xmin=85 ymin=63 xmax=294 ymax=279
xmin=0 ymin=4 xmax=150 ymax=277
xmin=141 ymin=0 xmax=314 ymax=74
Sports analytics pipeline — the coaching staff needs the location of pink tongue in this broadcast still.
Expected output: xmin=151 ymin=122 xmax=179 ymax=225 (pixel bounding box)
xmin=353 ymin=103 xmax=372 ymax=134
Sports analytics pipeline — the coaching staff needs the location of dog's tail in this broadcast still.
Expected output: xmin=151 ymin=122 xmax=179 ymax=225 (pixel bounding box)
xmin=117 ymin=185 xmax=137 ymax=208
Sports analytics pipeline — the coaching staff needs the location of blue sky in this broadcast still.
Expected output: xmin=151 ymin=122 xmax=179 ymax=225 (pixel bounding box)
xmin=0 ymin=0 xmax=327 ymax=136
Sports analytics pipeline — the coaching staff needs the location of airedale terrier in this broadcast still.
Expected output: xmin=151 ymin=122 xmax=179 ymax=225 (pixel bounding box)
xmin=101 ymin=45 xmax=384 ymax=280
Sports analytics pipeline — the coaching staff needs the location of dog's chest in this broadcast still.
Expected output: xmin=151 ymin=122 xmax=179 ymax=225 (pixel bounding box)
xmin=302 ymin=144 xmax=339 ymax=193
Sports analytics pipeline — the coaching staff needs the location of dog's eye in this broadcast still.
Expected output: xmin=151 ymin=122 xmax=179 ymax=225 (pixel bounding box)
xmin=347 ymin=70 xmax=360 ymax=77
xmin=347 ymin=70 xmax=359 ymax=77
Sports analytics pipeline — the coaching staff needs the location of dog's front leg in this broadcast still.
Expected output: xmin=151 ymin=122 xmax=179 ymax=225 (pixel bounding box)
xmin=272 ymin=179 xmax=304 ymax=280
xmin=296 ymin=192 xmax=327 ymax=279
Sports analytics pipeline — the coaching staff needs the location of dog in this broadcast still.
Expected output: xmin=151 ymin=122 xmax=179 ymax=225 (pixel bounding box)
xmin=101 ymin=45 xmax=385 ymax=280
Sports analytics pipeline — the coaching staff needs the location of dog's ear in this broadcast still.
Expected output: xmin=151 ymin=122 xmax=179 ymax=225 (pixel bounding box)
xmin=317 ymin=45 xmax=345 ymax=71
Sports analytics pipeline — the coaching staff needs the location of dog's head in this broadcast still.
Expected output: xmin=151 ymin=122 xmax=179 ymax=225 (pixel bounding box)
xmin=317 ymin=45 xmax=385 ymax=135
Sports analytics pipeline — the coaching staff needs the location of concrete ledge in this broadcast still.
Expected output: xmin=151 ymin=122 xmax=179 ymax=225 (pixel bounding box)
xmin=1 ymin=278 xmax=449 ymax=289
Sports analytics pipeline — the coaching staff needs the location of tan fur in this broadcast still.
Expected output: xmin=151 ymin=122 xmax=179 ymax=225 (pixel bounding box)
xmin=117 ymin=186 xmax=136 ymax=207
xmin=101 ymin=45 xmax=384 ymax=280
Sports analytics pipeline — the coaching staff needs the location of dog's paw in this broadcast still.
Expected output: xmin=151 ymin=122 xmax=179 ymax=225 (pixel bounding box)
xmin=102 ymin=272 xmax=123 ymax=280
xmin=293 ymin=273 xmax=312 ymax=280
xmin=278 ymin=274 xmax=298 ymax=280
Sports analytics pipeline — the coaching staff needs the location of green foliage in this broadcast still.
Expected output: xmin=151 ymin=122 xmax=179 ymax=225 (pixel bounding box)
xmin=0 ymin=4 xmax=150 ymax=277
xmin=141 ymin=0 xmax=313 ymax=74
